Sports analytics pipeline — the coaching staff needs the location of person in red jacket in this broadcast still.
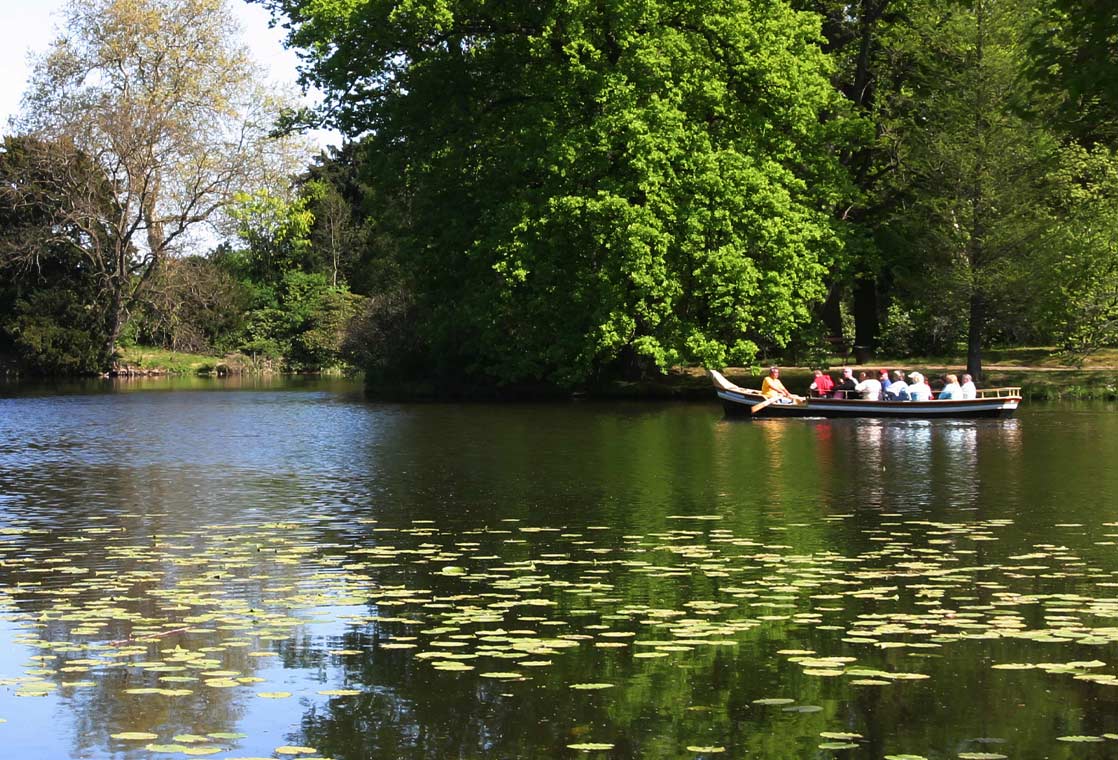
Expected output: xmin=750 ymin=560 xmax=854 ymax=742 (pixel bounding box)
xmin=809 ymin=369 xmax=835 ymax=397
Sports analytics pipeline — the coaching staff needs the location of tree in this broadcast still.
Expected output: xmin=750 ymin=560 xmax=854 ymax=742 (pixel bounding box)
xmin=0 ymin=135 xmax=118 ymax=373
xmin=222 ymin=187 xmax=366 ymax=369
xmin=260 ymin=0 xmax=856 ymax=386
xmin=1028 ymin=0 xmax=1118 ymax=147
xmin=879 ymin=0 xmax=1062 ymax=378
xmin=129 ymin=256 xmax=250 ymax=354
xmin=7 ymin=0 xmax=303 ymax=366
xmin=791 ymin=0 xmax=905 ymax=355
xmin=1047 ymin=144 xmax=1118 ymax=361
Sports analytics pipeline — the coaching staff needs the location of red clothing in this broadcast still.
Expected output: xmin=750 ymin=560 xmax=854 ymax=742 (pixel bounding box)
xmin=812 ymin=374 xmax=834 ymax=396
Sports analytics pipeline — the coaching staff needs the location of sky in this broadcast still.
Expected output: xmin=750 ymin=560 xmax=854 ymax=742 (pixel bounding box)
xmin=0 ymin=0 xmax=338 ymax=147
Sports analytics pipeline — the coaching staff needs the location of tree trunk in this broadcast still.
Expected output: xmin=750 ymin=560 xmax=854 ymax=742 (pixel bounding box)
xmin=966 ymin=292 xmax=985 ymax=380
xmin=819 ymin=281 xmax=844 ymax=337
xmin=103 ymin=285 xmax=125 ymax=369
xmin=853 ymin=275 xmax=878 ymax=361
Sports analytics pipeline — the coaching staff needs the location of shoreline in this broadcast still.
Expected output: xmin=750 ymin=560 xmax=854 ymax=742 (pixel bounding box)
xmin=4 ymin=353 xmax=1116 ymax=401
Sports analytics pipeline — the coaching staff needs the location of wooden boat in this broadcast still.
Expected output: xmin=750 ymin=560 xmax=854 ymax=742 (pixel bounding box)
xmin=709 ymin=370 xmax=1021 ymax=419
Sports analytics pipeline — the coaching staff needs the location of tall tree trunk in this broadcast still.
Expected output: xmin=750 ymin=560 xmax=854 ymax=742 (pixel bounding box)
xmin=853 ymin=275 xmax=878 ymax=361
xmin=967 ymin=292 xmax=984 ymax=380
xmin=966 ymin=0 xmax=987 ymax=383
xmin=819 ymin=281 xmax=844 ymax=337
xmin=103 ymin=284 xmax=124 ymax=368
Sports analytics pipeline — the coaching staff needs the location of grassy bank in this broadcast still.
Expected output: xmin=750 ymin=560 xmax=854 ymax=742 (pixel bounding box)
xmin=114 ymin=347 xmax=349 ymax=376
xmin=116 ymin=347 xmax=228 ymax=375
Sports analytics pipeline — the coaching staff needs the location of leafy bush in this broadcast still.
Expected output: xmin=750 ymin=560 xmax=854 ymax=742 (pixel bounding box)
xmin=4 ymin=289 xmax=109 ymax=374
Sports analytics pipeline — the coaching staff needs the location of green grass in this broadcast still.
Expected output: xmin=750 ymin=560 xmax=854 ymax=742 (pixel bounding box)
xmin=117 ymin=346 xmax=224 ymax=374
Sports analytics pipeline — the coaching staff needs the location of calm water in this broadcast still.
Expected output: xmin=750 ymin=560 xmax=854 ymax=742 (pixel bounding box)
xmin=1 ymin=377 xmax=1117 ymax=759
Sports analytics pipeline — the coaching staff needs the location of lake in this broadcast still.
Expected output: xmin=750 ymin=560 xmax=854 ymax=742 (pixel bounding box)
xmin=1 ymin=377 xmax=1117 ymax=758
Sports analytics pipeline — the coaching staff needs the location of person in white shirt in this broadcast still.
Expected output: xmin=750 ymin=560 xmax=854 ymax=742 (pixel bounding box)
xmin=959 ymin=373 xmax=977 ymax=399
xmin=907 ymin=371 xmax=932 ymax=401
xmin=939 ymin=374 xmax=961 ymax=399
xmin=854 ymin=371 xmax=882 ymax=400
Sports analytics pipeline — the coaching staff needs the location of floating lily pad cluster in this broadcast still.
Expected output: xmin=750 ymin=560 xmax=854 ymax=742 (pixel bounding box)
xmin=0 ymin=514 xmax=1117 ymax=755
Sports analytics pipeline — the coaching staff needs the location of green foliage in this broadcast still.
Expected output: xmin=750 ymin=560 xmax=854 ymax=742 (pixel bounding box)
xmin=877 ymin=301 xmax=962 ymax=358
xmin=266 ymin=0 xmax=857 ymax=386
xmin=289 ymin=281 xmax=366 ymax=370
xmin=130 ymin=256 xmax=251 ymax=355
xmin=875 ymin=0 xmax=1063 ymax=373
xmin=223 ymin=183 xmax=370 ymax=370
xmin=340 ymin=287 xmax=420 ymax=382
xmin=229 ymin=190 xmax=317 ymax=287
xmin=1047 ymin=144 xmax=1118 ymax=362
xmin=5 ymin=289 xmax=109 ymax=375
xmin=239 ymin=271 xmax=365 ymax=370
xmin=0 ymin=135 xmax=116 ymax=373
xmin=1028 ymin=0 xmax=1118 ymax=146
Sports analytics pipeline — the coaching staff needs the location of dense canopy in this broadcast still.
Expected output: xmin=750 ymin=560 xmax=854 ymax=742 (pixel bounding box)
xmin=264 ymin=0 xmax=857 ymax=385
xmin=2 ymin=0 xmax=1117 ymax=382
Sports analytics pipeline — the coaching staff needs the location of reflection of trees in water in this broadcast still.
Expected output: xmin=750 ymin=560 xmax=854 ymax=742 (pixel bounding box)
xmin=0 ymin=391 xmax=1112 ymax=758
xmin=0 ymin=507 xmax=369 ymax=757
xmin=294 ymin=621 xmax=843 ymax=759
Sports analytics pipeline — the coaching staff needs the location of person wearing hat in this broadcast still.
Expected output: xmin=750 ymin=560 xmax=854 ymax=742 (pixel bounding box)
xmin=878 ymin=369 xmax=893 ymax=397
xmin=761 ymin=366 xmax=794 ymax=402
xmin=834 ymin=367 xmax=858 ymax=399
xmin=908 ymin=371 xmax=932 ymax=401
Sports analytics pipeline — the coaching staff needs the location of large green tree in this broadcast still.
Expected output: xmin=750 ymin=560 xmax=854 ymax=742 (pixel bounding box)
xmin=879 ymin=0 xmax=1064 ymax=377
xmin=792 ymin=0 xmax=906 ymax=355
xmin=262 ymin=0 xmax=857 ymax=386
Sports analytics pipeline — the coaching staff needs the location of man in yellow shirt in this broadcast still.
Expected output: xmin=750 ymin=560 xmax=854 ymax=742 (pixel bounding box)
xmin=760 ymin=366 xmax=794 ymax=401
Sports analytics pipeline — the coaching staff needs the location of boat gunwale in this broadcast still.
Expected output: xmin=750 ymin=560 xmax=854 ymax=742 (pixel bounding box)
xmin=716 ymin=388 xmax=1022 ymax=409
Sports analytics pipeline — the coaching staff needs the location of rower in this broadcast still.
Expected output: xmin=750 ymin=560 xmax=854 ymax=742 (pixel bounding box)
xmin=761 ymin=366 xmax=795 ymax=404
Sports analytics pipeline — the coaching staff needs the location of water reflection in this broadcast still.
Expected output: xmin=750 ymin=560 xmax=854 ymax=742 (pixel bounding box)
xmin=0 ymin=383 xmax=1114 ymax=758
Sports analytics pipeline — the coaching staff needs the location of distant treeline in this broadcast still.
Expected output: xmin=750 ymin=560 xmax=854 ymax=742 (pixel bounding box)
xmin=2 ymin=0 xmax=1116 ymax=384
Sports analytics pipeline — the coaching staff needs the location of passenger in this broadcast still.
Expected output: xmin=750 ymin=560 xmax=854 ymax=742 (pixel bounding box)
xmin=959 ymin=373 xmax=977 ymax=399
xmin=761 ymin=366 xmax=795 ymax=403
xmin=878 ymin=369 xmax=892 ymax=397
xmin=885 ymin=370 xmax=909 ymax=400
xmin=834 ymin=367 xmax=858 ymax=398
xmin=939 ymin=373 xmax=961 ymax=399
xmin=855 ymin=370 xmax=882 ymax=400
xmin=809 ymin=369 xmax=835 ymax=398
xmin=907 ymin=371 xmax=933 ymax=401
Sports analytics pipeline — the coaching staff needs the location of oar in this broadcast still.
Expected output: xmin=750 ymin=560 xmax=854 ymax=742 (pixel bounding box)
xmin=751 ymin=396 xmax=778 ymax=414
